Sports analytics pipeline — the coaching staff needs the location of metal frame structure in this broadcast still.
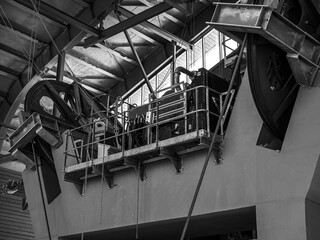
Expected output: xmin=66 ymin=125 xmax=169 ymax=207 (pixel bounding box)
xmin=63 ymin=81 xmax=235 ymax=190
xmin=0 ymin=0 xmax=214 ymax=155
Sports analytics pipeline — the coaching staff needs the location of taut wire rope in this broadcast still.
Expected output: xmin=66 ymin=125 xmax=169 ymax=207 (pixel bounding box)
xmin=179 ymin=33 xmax=248 ymax=240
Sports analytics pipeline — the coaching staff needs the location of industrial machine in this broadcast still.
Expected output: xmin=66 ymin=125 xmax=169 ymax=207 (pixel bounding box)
xmin=5 ymin=0 xmax=320 ymax=239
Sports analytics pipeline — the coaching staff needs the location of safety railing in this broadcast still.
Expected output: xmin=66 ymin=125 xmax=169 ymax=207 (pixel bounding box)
xmin=63 ymin=82 xmax=235 ymax=170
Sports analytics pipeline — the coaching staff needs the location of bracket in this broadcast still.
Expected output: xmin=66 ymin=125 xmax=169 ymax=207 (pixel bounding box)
xmin=212 ymin=142 xmax=223 ymax=165
xmin=92 ymin=165 xmax=116 ymax=189
xmin=200 ymin=137 xmax=223 ymax=164
xmin=64 ymin=174 xmax=83 ymax=195
xmin=124 ymin=158 xmax=146 ymax=181
xmin=104 ymin=170 xmax=116 ymax=189
xmin=160 ymin=148 xmax=182 ymax=173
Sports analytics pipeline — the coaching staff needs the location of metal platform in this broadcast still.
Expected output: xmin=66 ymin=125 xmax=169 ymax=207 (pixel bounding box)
xmin=207 ymin=3 xmax=320 ymax=87
xmin=62 ymin=80 xmax=232 ymax=192
xmin=64 ymin=129 xmax=222 ymax=189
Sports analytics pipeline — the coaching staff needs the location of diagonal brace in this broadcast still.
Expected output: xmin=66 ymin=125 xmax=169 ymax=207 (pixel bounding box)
xmin=85 ymin=2 xmax=172 ymax=47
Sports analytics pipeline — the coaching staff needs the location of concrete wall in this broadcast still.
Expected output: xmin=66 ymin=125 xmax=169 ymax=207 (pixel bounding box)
xmin=23 ymin=71 xmax=320 ymax=239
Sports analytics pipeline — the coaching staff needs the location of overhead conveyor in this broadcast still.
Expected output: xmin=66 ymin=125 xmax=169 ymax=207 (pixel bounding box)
xmin=207 ymin=3 xmax=320 ymax=87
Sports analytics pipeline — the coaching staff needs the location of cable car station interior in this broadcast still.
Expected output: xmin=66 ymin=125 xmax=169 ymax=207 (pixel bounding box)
xmin=1 ymin=0 xmax=320 ymax=239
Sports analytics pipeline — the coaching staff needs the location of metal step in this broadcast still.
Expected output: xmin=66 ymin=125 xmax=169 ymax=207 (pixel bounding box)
xmin=207 ymin=3 xmax=320 ymax=87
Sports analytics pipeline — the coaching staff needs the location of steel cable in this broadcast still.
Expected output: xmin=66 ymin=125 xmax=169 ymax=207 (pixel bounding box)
xmin=179 ymin=33 xmax=248 ymax=240
xmin=29 ymin=0 xmax=79 ymax=81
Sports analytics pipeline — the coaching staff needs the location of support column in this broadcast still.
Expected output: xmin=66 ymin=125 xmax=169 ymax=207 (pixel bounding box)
xmin=56 ymin=51 xmax=66 ymax=82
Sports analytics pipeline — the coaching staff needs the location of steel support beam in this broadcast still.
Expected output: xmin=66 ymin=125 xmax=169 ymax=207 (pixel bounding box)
xmin=56 ymin=51 xmax=66 ymax=82
xmin=109 ymin=12 xmax=162 ymax=46
xmin=5 ymin=0 xmax=65 ymax=28
xmin=66 ymin=54 xmax=124 ymax=82
xmin=102 ymin=41 xmax=157 ymax=48
xmin=130 ymin=28 xmax=162 ymax=46
xmin=96 ymin=43 xmax=138 ymax=66
xmin=0 ymin=43 xmax=29 ymax=64
xmin=138 ymin=0 xmax=185 ymax=26
xmin=54 ymin=4 xmax=114 ymax=55
xmin=198 ymin=0 xmax=211 ymax=6
xmin=208 ymin=3 xmax=320 ymax=87
xmin=118 ymin=7 xmax=192 ymax=50
xmin=108 ymin=11 xmax=162 ymax=46
xmin=163 ymin=0 xmax=190 ymax=15
xmin=85 ymin=2 xmax=173 ymax=47
xmin=0 ymin=48 xmax=27 ymax=63
xmin=0 ymin=24 xmax=41 ymax=45
xmin=0 ymin=69 xmax=19 ymax=81
xmin=25 ymin=0 xmax=100 ymax=37
xmin=70 ymin=0 xmax=90 ymax=8
xmin=0 ymin=65 xmax=20 ymax=78
xmin=121 ymin=0 xmax=146 ymax=6
xmin=0 ymin=0 xmax=115 ymax=151
xmin=45 ymin=69 xmax=104 ymax=94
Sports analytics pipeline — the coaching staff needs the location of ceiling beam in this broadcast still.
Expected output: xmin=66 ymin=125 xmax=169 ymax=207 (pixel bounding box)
xmin=0 ymin=65 xmax=20 ymax=78
xmin=108 ymin=11 xmax=162 ymax=46
xmin=85 ymin=2 xmax=173 ymax=47
xmin=118 ymin=7 xmax=192 ymax=49
xmin=96 ymin=43 xmax=138 ymax=66
xmin=0 ymin=69 xmax=19 ymax=81
xmin=121 ymin=1 xmax=146 ymax=6
xmin=137 ymin=0 xmax=185 ymax=26
xmin=66 ymin=54 xmax=124 ymax=81
xmin=45 ymin=69 xmax=104 ymax=94
xmin=0 ymin=43 xmax=27 ymax=62
xmin=5 ymin=0 xmax=66 ymax=29
xmin=123 ymin=28 xmax=162 ymax=46
xmin=103 ymin=41 xmax=156 ymax=48
xmin=56 ymin=51 xmax=66 ymax=82
xmin=0 ymin=24 xmax=42 ymax=44
xmin=163 ymin=0 xmax=190 ymax=15
xmin=198 ymin=0 xmax=212 ymax=6
xmin=0 ymin=48 xmax=27 ymax=63
xmin=70 ymin=0 xmax=90 ymax=8
xmin=25 ymin=0 xmax=101 ymax=37
xmin=52 ymin=0 xmax=114 ymax=55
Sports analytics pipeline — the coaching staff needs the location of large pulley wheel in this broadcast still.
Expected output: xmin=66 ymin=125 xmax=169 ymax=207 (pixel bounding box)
xmin=247 ymin=0 xmax=320 ymax=140
xmin=25 ymin=81 xmax=80 ymax=126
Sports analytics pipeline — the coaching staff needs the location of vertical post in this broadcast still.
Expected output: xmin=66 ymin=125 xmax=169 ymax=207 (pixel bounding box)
xmin=156 ymin=101 xmax=159 ymax=147
xmin=218 ymin=32 xmax=224 ymax=76
xmin=184 ymin=86 xmax=188 ymax=134
xmin=56 ymin=51 xmax=66 ymax=82
xmin=195 ymin=88 xmax=199 ymax=135
xmin=121 ymin=98 xmax=125 ymax=152
xmin=54 ymin=51 xmax=66 ymax=117
xmin=186 ymin=48 xmax=190 ymax=83
xmin=206 ymin=86 xmax=210 ymax=136
xmin=219 ymin=94 xmax=223 ymax=136
xmin=171 ymin=41 xmax=177 ymax=86
xmin=64 ymin=130 xmax=69 ymax=170
xmin=202 ymin=37 xmax=206 ymax=69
